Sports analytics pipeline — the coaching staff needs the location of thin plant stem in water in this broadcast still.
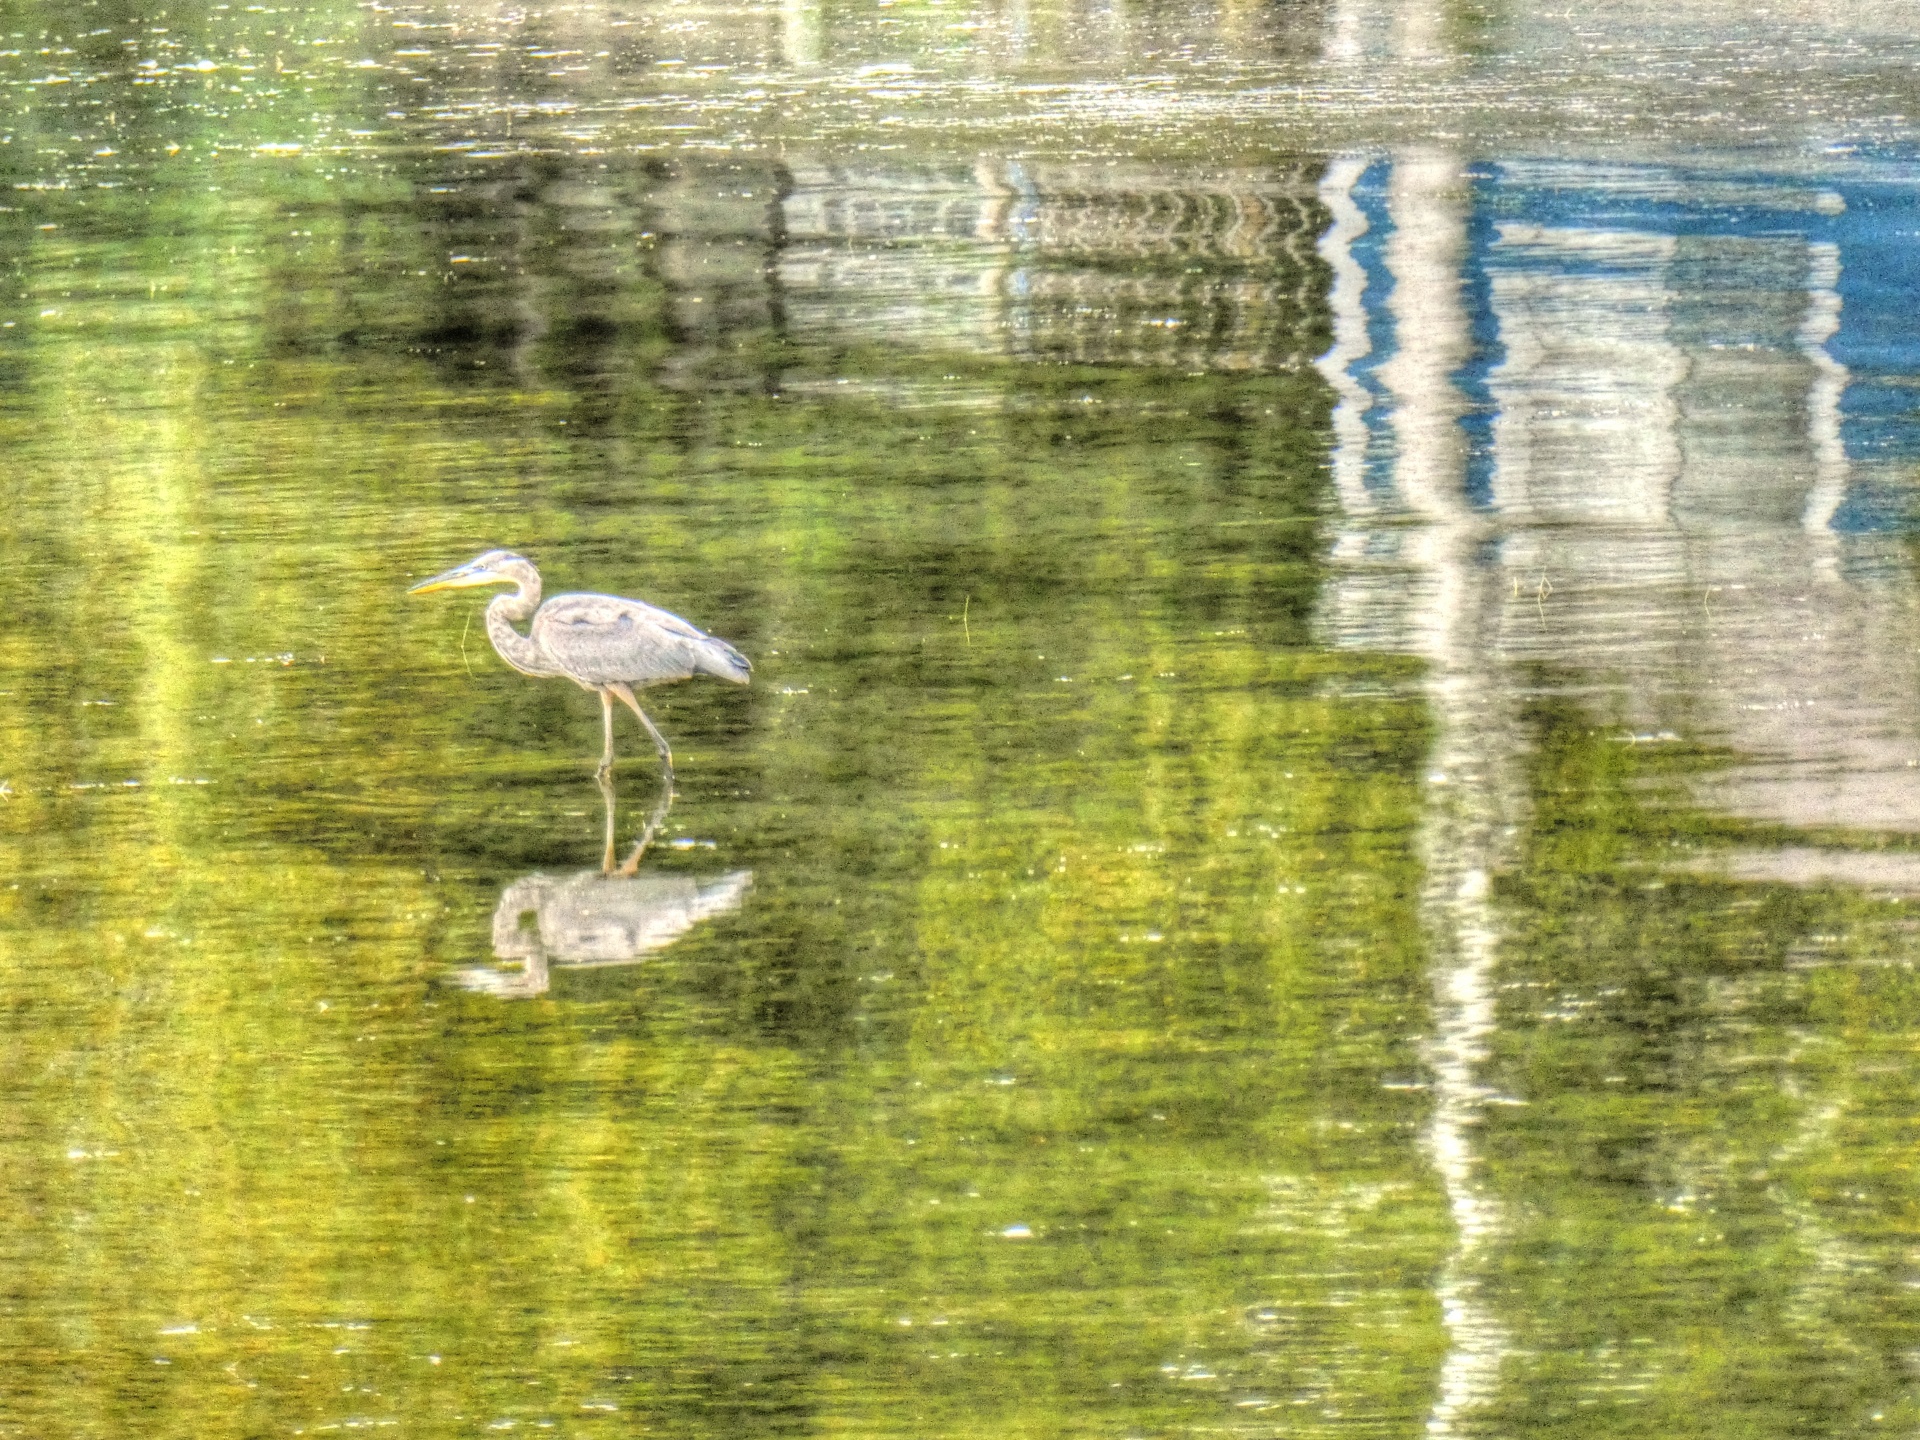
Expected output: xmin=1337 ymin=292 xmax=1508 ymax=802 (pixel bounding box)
xmin=459 ymin=605 xmax=476 ymax=680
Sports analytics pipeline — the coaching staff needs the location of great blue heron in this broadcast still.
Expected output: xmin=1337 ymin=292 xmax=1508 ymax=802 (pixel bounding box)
xmin=409 ymin=549 xmax=750 ymax=868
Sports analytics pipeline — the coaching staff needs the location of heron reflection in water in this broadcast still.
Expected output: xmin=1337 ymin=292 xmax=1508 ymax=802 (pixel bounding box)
xmin=409 ymin=549 xmax=750 ymax=871
xmin=454 ymin=866 xmax=754 ymax=998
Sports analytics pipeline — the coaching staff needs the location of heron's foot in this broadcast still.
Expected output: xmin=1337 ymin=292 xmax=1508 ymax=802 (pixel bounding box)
xmin=617 ymin=828 xmax=659 ymax=877
xmin=616 ymin=771 xmax=675 ymax=876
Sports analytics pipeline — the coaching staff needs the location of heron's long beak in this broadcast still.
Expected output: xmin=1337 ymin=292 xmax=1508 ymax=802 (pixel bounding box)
xmin=409 ymin=562 xmax=498 ymax=594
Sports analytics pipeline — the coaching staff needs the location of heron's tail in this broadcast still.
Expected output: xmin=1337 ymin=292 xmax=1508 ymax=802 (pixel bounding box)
xmin=698 ymin=636 xmax=753 ymax=684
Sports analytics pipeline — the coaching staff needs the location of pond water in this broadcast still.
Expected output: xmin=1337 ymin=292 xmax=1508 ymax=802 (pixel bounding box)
xmin=5 ymin=1 xmax=1920 ymax=1436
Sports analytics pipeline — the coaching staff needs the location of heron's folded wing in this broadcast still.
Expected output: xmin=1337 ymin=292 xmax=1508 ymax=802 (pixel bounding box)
xmin=532 ymin=592 xmax=716 ymax=686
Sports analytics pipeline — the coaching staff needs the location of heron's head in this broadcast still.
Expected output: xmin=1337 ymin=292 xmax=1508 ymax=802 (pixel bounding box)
xmin=408 ymin=549 xmax=532 ymax=594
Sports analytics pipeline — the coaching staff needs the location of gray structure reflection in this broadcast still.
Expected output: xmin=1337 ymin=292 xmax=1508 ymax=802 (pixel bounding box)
xmin=407 ymin=153 xmax=1330 ymax=393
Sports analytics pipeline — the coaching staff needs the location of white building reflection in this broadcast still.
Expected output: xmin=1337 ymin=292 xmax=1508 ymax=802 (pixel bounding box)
xmin=1318 ymin=155 xmax=1920 ymax=854
xmin=1317 ymin=141 xmax=1920 ymax=1429
xmin=1319 ymin=145 xmax=1516 ymax=1436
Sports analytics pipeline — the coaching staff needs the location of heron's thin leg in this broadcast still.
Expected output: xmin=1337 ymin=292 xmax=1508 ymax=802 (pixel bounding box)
xmin=617 ymin=779 xmax=674 ymax=877
xmin=608 ymin=682 xmax=674 ymax=873
xmin=607 ymin=683 xmax=674 ymax=773
xmin=595 ymin=766 xmax=618 ymax=875
xmin=596 ymin=689 xmax=617 ymax=778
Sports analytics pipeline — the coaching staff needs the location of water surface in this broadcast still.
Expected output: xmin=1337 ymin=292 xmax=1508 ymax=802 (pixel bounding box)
xmin=4 ymin=2 xmax=1920 ymax=1436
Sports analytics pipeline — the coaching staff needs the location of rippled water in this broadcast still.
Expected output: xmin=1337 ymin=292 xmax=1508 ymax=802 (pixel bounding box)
xmin=5 ymin=1 xmax=1920 ymax=1436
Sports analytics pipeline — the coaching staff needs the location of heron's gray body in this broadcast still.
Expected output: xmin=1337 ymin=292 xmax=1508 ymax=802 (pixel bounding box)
xmin=410 ymin=549 xmax=749 ymax=870
xmin=470 ymin=559 xmax=751 ymax=691
xmin=529 ymin=593 xmax=751 ymax=687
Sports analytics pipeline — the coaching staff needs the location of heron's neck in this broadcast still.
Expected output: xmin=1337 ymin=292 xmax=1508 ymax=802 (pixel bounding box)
xmin=485 ymin=578 xmax=550 ymax=676
xmin=492 ymin=565 xmax=540 ymax=621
